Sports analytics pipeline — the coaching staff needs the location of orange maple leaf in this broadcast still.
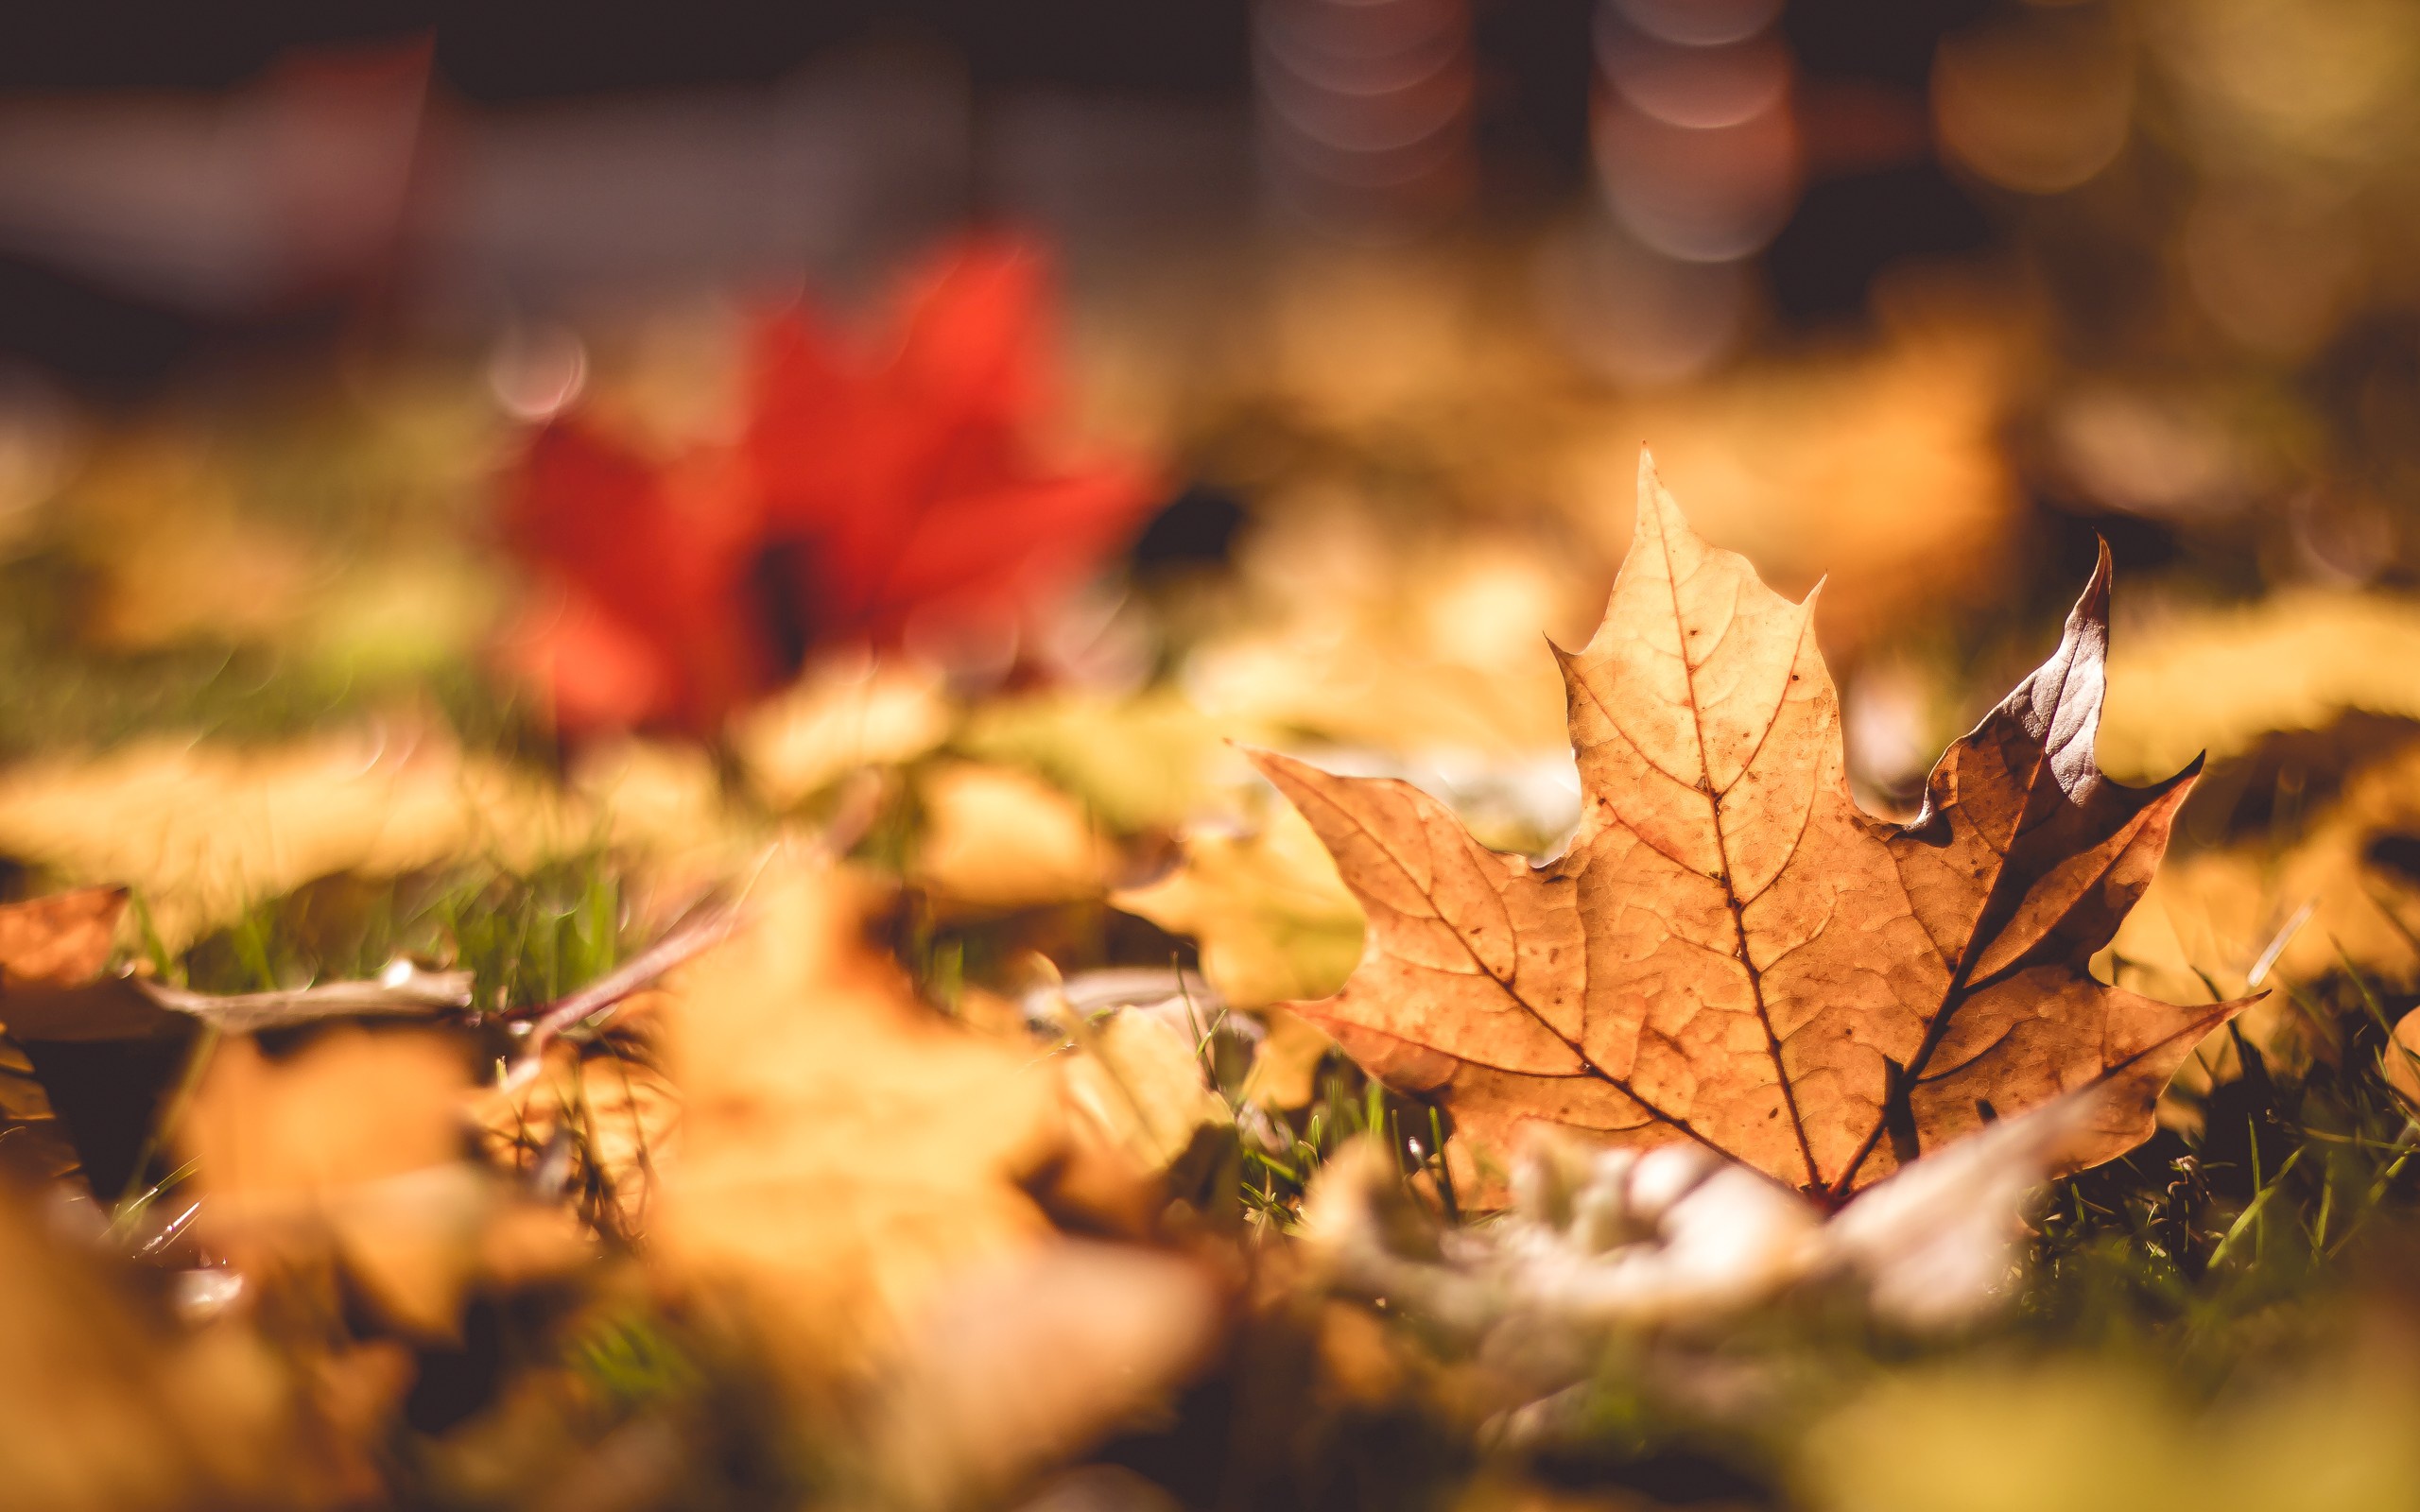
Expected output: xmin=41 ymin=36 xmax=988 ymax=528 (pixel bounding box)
xmin=1259 ymin=455 xmax=2245 ymax=1200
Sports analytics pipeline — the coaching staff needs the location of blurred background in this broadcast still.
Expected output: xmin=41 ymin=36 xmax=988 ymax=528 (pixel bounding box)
xmin=4 ymin=0 xmax=2413 ymax=774
xmin=12 ymin=8 xmax=2420 ymax=1508
xmin=8 ymin=0 xmax=2420 ymax=943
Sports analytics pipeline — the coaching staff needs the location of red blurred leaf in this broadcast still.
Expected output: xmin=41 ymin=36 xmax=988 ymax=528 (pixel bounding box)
xmin=501 ymin=233 xmax=1158 ymax=734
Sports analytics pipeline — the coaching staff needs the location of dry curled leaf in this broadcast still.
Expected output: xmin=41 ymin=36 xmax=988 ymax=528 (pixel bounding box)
xmin=1262 ymin=454 xmax=2240 ymax=1200
xmin=0 ymin=887 xmax=129 ymax=1187
xmin=0 ymin=886 xmax=126 ymax=990
xmin=1305 ymin=1092 xmax=2091 ymax=1350
xmin=650 ymin=847 xmax=1218 ymax=1498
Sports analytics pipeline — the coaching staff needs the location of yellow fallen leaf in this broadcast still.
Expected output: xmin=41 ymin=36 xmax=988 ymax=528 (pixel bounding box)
xmin=0 ymin=730 xmax=574 ymax=949
xmin=733 ymin=656 xmax=953 ymax=810
xmin=2115 ymin=742 xmax=2420 ymax=1000
xmin=959 ymin=687 xmax=1250 ymax=833
xmin=650 ymin=850 xmax=1072 ymax=1381
xmin=1060 ymin=1005 xmax=1232 ymax=1175
xmin=652 ymin=852 xmax=1207 ymax=1491
xmin=1239 ymin=1006 xmax=1336 ymax=1110
xmin=911 ymin=763 xmax=1115 ymax=912
xmin=1184 ymin=527 xmax=1585 ymax=759
xmin=565 ymin=737 xmax=759 ymax=884
xmin=1114 ymin=801 xmax=1362 ymax=1010
xmin=183 ymin=1026 xmax=492 ymax=1339
xmin=2100 ymin=590 xmax=2420 ymax=782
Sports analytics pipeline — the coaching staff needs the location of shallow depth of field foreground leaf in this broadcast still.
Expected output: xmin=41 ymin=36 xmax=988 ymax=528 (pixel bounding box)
xmin=1261 ymin=454 xmax=2243 ymax=1199
xmin=653 ymin=852 xmax=1066 ymax=1366
xmin=649 ymin=849 xmax=1218 ymax=1501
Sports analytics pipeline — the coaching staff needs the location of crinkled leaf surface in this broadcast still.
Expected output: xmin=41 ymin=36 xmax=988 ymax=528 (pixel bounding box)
xmin=1262 ymin=455 xmax=2243 ymax=1199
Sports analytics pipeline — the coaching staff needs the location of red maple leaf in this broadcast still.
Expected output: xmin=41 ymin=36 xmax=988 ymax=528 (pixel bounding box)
xmin=499 ymin=233 xmax=1159 ymax=735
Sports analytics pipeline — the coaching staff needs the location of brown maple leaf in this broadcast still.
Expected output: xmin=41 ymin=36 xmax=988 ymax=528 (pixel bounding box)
xmin=1257 ymin=454 xmax=2244 ymax=1201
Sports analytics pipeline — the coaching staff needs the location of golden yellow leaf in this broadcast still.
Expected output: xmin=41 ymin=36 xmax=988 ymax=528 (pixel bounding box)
xmin=733 ymin=656 xmax=953 ymax=810
xmin=650 ymin=850 xmax=1072 ymax=1379
xmin=959 ymin=687 xmax=1247 ymax=833
xmin=1239 ymin=1006 xmax=1338 ymax=1110
xmin=2112 ymin=741 xmax=2420 ymax=1004
xmin=0 ymin=731 xmax=573 ymax=949
xmin=910 ymin=763 xmax=1115 ymax=913
xmin=1114 ymin=802 xmax=1363 ymax=1011
xmin=1264 ymin=455 xmax=2237 ymax=1200
xmin=1058 ymin=1005 xmax=1232 ymax=1175
xmin=182 ymin=1027 xmax=490 ymax=1339
xmin=652 ymin=853 xmax=1214 ymax=1493
xmin=1184 ymin=527 xmax=1587 ymax=759
xmin=2099 ymin=590 xmax=2420 ymax=782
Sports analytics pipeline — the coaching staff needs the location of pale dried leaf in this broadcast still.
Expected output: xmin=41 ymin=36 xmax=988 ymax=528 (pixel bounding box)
xmin=1059 ymin=1005 xmax=1232 ymax=1176
xmin=651 ymin=850 xmax=1074 ymax=1381
xmin=1307 ymin=1094 xmax=2087 ymax=1348
xmin=1114 ymin=803 xmax=1362 ymax=1010
xmin=2099 ymin=590 xmax=2420 ymax=782
xmin=734 ymin=657 xmax=953 ymax=810
xmin=959 ymin=688 xmax=1245 ymax=833
xmin=0 ymin=733 xmax=574 ymax=949
xmin=182 ymin=1027 xmax=489 ymax=1338
xmin=912 ymin=763 xmax=1115 ymax=912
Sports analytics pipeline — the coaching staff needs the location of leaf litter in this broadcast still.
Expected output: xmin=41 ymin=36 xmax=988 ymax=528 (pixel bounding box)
xmin=7 ymin=299 xmax=2420 ymax=1511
